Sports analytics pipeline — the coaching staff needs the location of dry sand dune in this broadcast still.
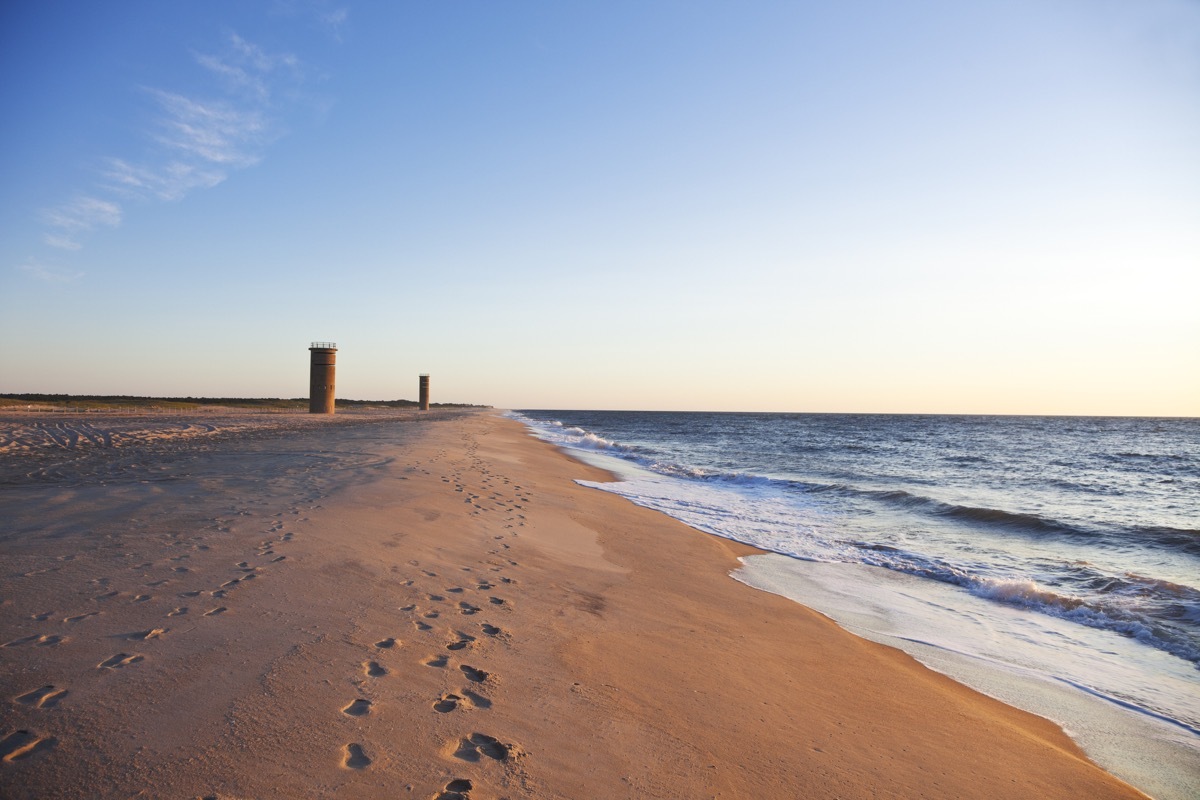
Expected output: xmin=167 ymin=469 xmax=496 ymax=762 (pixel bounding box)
xmin=0 ymin=410 xmax=1146 ymax=799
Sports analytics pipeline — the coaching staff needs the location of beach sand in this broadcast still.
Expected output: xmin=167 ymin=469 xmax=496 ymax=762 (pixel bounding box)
xmin=0 ymin=409 xmax=1147 ymax=799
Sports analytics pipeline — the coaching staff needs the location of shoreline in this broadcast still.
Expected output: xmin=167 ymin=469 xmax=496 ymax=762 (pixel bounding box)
xmin=525 ymin=413 xmax=1197 ymax=800
xmin=1 ymin=410 xmax=1147 ymax=798
xmin=733 ymin=554 xmax=1200 ymax=800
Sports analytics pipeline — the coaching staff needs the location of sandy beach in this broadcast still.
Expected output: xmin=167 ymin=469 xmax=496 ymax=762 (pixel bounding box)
xmin=0 ymin=409 xmax=1148 ymax=799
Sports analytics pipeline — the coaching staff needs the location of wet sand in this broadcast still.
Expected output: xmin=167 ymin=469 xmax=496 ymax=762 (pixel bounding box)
xmin=0 ymin=409 xmax=1147 ymax=798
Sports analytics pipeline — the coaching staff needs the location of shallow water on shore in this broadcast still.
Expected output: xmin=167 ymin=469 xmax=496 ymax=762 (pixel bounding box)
xmin=736 ymin=556 xmax=1199 ymax=800
xmin=512 ymin=410 xmax=1200 ymax=800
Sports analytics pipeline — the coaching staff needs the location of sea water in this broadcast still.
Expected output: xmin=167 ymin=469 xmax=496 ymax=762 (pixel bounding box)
xmin=510 ymin=411 xmax=1199 ymax=799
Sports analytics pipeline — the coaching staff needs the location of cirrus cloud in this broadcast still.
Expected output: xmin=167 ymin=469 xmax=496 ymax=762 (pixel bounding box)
xmin=41 ymin=196 xmax=123 ymax=250
xmin=36 ymin=32 xmax=308 ymax=258
xmin=18 ymin=259 xmax=85 ymax=283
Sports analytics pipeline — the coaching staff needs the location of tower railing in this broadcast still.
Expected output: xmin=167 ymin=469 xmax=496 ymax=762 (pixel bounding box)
xmin=310 ymin=342 xmax=337 ymax=349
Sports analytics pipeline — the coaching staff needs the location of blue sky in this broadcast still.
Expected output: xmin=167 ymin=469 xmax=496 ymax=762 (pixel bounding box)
xmin=2 ymin=0 xmax=1197 ymax=414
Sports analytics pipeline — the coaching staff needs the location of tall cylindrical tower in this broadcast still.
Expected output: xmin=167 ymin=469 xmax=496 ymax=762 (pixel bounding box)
xmin=419 ymin=374 xmax=430 ymax=411
xmin=309 ymin=342 xmax=337 ymax=414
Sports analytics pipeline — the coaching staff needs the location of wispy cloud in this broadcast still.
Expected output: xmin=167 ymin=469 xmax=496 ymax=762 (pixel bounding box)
xmin=104 ymin=158 xmax=227 ymax=202
xmin=42 ymin=235 xmax=83 ymax=251
xmin=320 ymin=7 xmax=350 ymax=42
xmin=18 ymin=260 xmax=85 ymax=283
xmin=196 ymin=33 xmax=301 ymax=102
xmin=272 ymin=0 xmax=349 ymax=42
xmin=33 ymin=31 xmax=308 ymax=265
xmin=41 ymin=196 xmax=123 ymax=250
xmin=147 ymin=89 xmax=268 ymax=166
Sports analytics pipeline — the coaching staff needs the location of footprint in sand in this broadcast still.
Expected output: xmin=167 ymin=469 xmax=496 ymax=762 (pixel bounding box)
xmin=435 ymin=778 xmax=474 ymax=799
xmin=342 ymin=743 xmax=371 ymax=769
xmin=458 ymin=603 xmax=481 ymax=616
xmin=98 ymin=653 xmax=143 ymax=669
xmin=433 ymin=693 xmax=465 ymax=713
xmin=179 ymin=590 xmax=202 ymax=598
xmin=364 ymin=661 xmax=387 ymax=677
xmin=131 ymin=595 xmax=151 ymax=603
xmin=203 ymin=607 xmax=227 ymax=617
xmin=452 ymin=733 xmax=510 ymax=762
xmin=3 ymin=634 xmax=66 ymax=648
xmin=462 ymin=689 xmax=492 ymax=709
xmin=375 ymin=637 xmax=398 ymax=649
xmin=0 ymin=730 xmax=57 ymax=762
xmin=167 ymin=607 xmax=188 ymax=616
xmin=488 ymin=597 xmax=507 ymax=606
xmin=480 ymin=624 xmax=502 ymax=637
xmin=342 ymin=699 xmax=372 ymax=717
xmin=446 ymin=634 xmax=474 ymax=652
xmin=424 ymin=655 xmax=449 ymax=668
xmin=30 ymin=612 xmax=52 ymax=622
xmin=119 ymin=628 xmax=167 ymax=641
xmin=94 ymin=591 xmax=119 ymax=600
xmin=63 ymin=611 xmax=99 ymax=624
xmin=434 ymin=689 xmax=491 ymax=713
xmin=15 ymin=686 xmax=68 ymax=709
xmin=2 ymin=636 xmax=38 ymax=648
xmin=413 ymin=621 xmax=433 ymax=631
xmin=459 ymin=665 xmax=488 ymax=683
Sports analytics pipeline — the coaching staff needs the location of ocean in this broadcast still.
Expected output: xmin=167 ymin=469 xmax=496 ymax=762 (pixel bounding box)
xmin=511 ymin=410 xmax=1199 ymax=799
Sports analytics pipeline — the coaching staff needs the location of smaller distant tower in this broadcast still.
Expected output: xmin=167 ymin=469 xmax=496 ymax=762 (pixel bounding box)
xmin=419 ymin=374 xmax=430 ymax=411
xmin=309 ymin=342 xmax=337 ymax=414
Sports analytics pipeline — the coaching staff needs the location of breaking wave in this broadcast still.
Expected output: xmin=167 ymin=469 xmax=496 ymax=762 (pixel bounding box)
xmin=510 ymin=410 xmax=1200 ymax=668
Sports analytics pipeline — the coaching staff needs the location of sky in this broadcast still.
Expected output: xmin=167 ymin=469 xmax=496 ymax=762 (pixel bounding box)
xmin=1 ymin=0 xmax=1197 ymax=415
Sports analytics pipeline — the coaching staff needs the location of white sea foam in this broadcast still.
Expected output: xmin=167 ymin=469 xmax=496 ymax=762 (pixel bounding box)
xmin=734 ymin=556 xmax=1200 ymax=800
xmin=560 ymin=456 xmax=1200 ymax=665
xmin=507 ymin=409 xmax=1200 ymax=800
xmin=515 ymin=415 xmax=632 ymax=453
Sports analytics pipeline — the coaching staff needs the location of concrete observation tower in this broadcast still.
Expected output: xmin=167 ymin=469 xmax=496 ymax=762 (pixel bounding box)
xmin=309 ymin=342 xmax=337 ymax=414
xmin=419 ymin=374 xmax=430 ymax=411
